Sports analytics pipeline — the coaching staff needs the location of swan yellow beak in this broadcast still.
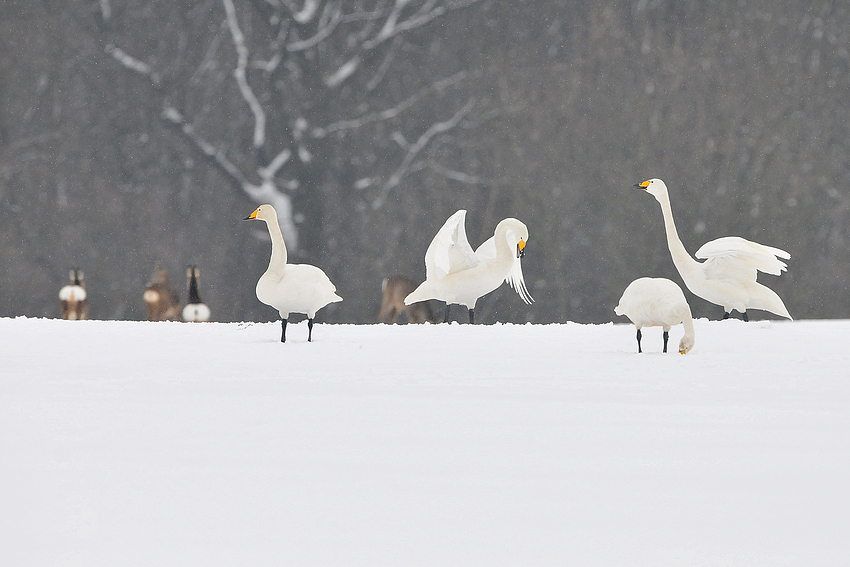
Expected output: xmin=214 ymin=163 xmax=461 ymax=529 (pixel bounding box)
xmin=517 ymin=239 xmax=526 ymax=258
xmin=678 ymin=348 xmax=687 ymax=354
xmin=633 ymin=180 xmax=651 ymax=190
xmin=243 ymin=209 xmax=259 ymax=220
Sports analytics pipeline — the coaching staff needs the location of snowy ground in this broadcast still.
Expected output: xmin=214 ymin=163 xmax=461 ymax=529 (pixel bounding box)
xmin=1 ymin=316 xmax=848 ymax=566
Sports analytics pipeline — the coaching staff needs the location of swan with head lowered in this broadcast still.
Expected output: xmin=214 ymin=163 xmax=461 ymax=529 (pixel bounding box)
xmin=615 ymin=277 xmax=695 ymax=354
xmin=404 ymin=209 xmax=533 ymax=323
xmin=634 ymin=178 xmax=791 ymax=321
xmin=244 ymin=204 xmax=342 ymax=342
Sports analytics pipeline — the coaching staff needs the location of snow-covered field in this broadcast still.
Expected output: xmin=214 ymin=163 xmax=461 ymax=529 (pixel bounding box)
xmin=2 ymin=316 xmax=848 ymax=566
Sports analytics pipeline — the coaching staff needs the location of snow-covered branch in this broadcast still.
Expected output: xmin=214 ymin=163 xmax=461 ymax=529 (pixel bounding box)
xmin=428 ymin=160 xmax=482 ymax=185
xmin=105 ymin=45 xmax=160 ymax=84
xmin=372 ymin=97 xmax=476 ymax=209
xmin=284 ymin=0 xmax=320 ymax=24
xmin=162 ymin=106 xmax=250 ymax=187
xmin=363 ymin=0 xmax=446 ymax=50
xmin=107 ymin=39 xmax=299 ymax=248
xmin=100 ymin=0 xmax=111 ymax=22
xmin=366 ymin=37 xmax=400 ymax=91
xmin=162 ymin=105 xmax=297 ymax=247
xmin=314 ymin=71 xmax=466 ymax=137
xmin=223 ymin=0 xmax=267 ymax=149
xmin=286 ymin=2 xmax=342 ymax=51
xmin=258 ymin=148 xmax=292 ymax=181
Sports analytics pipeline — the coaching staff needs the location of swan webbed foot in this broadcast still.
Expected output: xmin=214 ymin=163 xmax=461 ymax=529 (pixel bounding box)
xmin=636 ymin=328 xmax=643 ymax=353
xmin=307 ymin=318 xmax=314 ymax=342
xmin=281 ymin=319 xmax=287 ymax=342
xmin=663 ymin=330 xmax=669 ymax=353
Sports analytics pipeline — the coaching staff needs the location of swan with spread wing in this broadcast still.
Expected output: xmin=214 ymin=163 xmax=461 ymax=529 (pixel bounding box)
xmin=635 ymin=178 xmax=791 ymax=321
xmin=404 ymin=210 xmax=533 ymax=323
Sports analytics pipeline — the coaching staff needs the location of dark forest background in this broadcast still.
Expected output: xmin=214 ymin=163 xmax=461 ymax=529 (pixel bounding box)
xmin=1 ymin=0 xmax=848 ymax=324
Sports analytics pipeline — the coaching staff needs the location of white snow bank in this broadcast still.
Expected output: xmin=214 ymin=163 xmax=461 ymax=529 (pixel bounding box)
xmin=1 ymin=317 xmax=848 ymax=566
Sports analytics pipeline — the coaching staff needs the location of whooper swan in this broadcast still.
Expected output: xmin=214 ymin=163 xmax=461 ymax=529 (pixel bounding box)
xmin=635 ymin=178 xmax=791 ymax=321
xmin=615 ymin=277 xmax=695 ymax=354
xmin=244 ymin=204 xmax=342 ymax=342
xmin=404 ymin=209 xmax=533 ymax=323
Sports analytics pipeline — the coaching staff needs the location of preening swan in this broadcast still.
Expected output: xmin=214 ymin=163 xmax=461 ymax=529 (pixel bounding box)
xmin=615 ymin=277 xmax=695 ymax=354
xmin=635 ymin=178 xmax=791 ymax=321
xmin=244 ymin=204 xmax=342 ymax=342
xmin=404 ymin=209 xmax=533 ymax=323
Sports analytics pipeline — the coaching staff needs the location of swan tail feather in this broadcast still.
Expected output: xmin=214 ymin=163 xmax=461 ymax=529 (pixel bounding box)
xmin=404 ymin=282 xmax=436 ymax=306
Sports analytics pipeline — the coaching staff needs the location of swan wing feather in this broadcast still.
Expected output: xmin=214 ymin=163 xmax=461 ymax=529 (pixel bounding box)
xmin=424 ymin=209 xmax=479 ymax=280
xmin=696 ymin=236 xmax=790 ymax=281
xmin=474 ymin=235 xmax=497 ymax=261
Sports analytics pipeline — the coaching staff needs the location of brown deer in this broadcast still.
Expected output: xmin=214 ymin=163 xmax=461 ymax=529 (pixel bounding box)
xmin=59 ymin=268 xmax=88 ymax=320
xmin=379 ymin=276 xmax=436 ymax=324
xmin=143 ymin=264 xmax=182 ymax=321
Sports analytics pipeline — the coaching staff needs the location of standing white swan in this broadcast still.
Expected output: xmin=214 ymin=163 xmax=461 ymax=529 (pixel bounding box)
xmin=404 ymin=209 xmax=533 ymax=323
xmin=615 ymin=277 xmax=695 ymax=354
xmin=244 ymin=204 xmax=342 ymax=342
xmin=635 ymin=178 xmax=791 ymax=321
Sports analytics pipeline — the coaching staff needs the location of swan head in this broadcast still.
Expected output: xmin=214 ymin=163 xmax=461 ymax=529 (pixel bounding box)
xmin=498 ymin=218 xmax=529 ymax=258
xmin=678 ymin=333 xmax=695 ymax=355
xmin=243 ymin=204 xmax=278 ymax=223
xmin=633 ymin=178 xmax=668 ymax=202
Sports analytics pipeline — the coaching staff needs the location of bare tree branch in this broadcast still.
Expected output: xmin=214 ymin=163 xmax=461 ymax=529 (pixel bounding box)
xmin=372 ymin=97 xmax=476 ymax=209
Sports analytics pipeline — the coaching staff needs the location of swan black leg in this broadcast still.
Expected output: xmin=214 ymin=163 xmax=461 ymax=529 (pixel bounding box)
xmin=663 ymin=330 xmax=669 ymax=353
xmin=307 ymin=318 xmax=314 ymax=342
xmin=636 ymin=328 xmax=642 ymax=353
xmin=443 ymin=304 xmax=451 ymax=323
xmin=724 ymin=310 xmax=749 ymax=321
xmin=281 ymin=319 xmax=287 ymax=343
xmin=468 ymin=308 xmax=475 ymax=324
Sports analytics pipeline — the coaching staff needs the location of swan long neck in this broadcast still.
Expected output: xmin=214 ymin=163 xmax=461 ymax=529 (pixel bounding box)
xmin=494 ymin=224 xmax=513 ymax=264
xmin=681 ymin=308 xmax=695 ymax=342
xmin=655 ymin=189 xmax=698 ymax=273
xmin=265 ymin=213 xmax=288 ymax=269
